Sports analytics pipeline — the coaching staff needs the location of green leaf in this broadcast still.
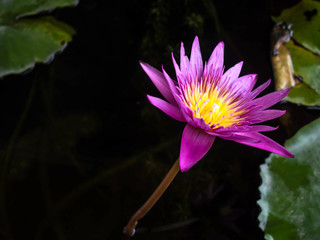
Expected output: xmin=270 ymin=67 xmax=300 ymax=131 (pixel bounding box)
xmin=284 ymin=40 xmax=320 ymax=106
xmin=272 ymin=0 xmax=320 ymax=106
xmin=287 ymin=41 xmax=320 ymax=95
xmin=0 ymin=0 xmax=78 ymax=23
xmin=258 ymin=117 xmax=320 ymax=240
xmin=285 ymin=82 xmax=320 ymax=106
xmin=273 ymin=0 xmax=320 ymax=55
xmin=0 ymin=0 xmax=77 ymax=78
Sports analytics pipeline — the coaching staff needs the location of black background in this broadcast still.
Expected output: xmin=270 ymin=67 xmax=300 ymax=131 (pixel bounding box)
xmin=1 ymin=0 xmax=318 ymax=239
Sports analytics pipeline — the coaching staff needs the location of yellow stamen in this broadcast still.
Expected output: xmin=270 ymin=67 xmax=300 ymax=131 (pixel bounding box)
xmin=182 ymin=77 xmax=245 ymax=129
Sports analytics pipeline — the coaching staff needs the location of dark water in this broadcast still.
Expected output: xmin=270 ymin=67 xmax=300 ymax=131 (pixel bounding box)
xmin=1 ymin=0 xmax=318 ymax=239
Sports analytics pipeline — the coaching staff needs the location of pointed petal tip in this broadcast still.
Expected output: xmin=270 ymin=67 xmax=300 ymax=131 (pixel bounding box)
xmin=171 ymin=52 xmax=181 ymax=76
xmin=214 ymin=41 xmax=224 ymax=53
xmin=252 ymin=73 xmax=258 ymax=80
xmin=139 ymin=61 xmax=154 ymax=73
xmin=233 ymin=132 xmax=294 ymax=159
xmin=190 ymin=36 xmax=203 ymax=78
xmin=279 ymin=149 xmax=295 ymax=158
xmin=217 ymin=41 xmax=224 ymax=47
xmin=281 ymin=88 xmax=290 ymax=97
xmin=146 ymin=94 xmax=152 ymax=101
xmin=139 ymin=60 xmax=149 ymax=68
xmin=147 ymin=94 xmax=186 ymax=122
xmin=287 ymin=152 xmax=295 ymax=158
xmin=140 ymin=62 xmax=177 ymax=104
xmin=181 ymin=42 xmax=185 ymax=51
xmin=249 ymin=73 xmax=258 ymax=83
xmin=161 ymin=66 xmax=172 ymax=82
xmin=266 ymin=79 xmax=272 ymax=85
xmin=161 ymin=64 xmax=166 ymax=72
xmin=139 ymin=60 xmax=145 ymax=68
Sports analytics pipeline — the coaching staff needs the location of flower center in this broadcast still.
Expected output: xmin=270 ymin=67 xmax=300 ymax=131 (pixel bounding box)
xmin=180 ymin=76 xmax=244 ymax=129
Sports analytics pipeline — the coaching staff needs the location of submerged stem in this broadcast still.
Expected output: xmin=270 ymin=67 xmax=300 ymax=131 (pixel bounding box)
xmin=123 ymin=158 xmax=180 ymax=238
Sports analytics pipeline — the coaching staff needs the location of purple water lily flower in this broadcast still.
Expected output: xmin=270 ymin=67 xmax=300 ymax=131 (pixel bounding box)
xmin=141 ymin=36 xmax=294 ymax=172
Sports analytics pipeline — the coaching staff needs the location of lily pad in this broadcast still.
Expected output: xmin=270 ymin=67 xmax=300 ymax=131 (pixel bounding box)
xmin=283 ymin=40 xmax=320 ymax=106
xmin=258 ymin=117 xmax=320 ymax=240
xmin=285 ymin=82 xmax=320 ymax=106
xmin=0 ymin=0 xmax=78 ymax=23
xmin=0 ymin=0 xmax=77 ymax=78
xmin=273 ymin=0 xmax=320 ymax=55
xmin=287 ymin=40 xmax=320 ymax=95
xmin=272 ymin=0 xmax=320 ymax=106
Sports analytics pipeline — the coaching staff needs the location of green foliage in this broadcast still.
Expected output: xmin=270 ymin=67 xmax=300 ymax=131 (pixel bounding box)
xmin=258 ymin=117 xmax=320 ymax=240
xmin=285 ymin=83 xmax=320 ymax=106
xmin=273 ymin=0 xmax=320 ymax=106
xmin=0 ymin=0 xmax=77 ymax=78
xmin=273 ymin=0 xmax=320 ymax=55
xmin=0 ymin=0 xmax=78 ymax=22
xmin=285 ymin=40 xmax=320 ymax=105
xmin=287 ymin=41 xmax=320 ymax=95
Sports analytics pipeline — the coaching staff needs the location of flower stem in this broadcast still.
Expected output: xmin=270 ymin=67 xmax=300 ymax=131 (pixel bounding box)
xmin=123 ymin=158 xmax=180 ymax=238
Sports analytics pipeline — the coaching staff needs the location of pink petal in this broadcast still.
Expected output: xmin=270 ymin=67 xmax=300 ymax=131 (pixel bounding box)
xmin=249 ymin=110 xmax=286 ymax=124
xmin=180 ymin=124 xmax=216 ymax=171
xmin=180 ymin=42 xmax=186 ymax=67
xmin=232 ymin=132 xmax=294 ymax=158
xmin=179 ymin=104 xmax=196 ymax=125
xmin=248 ymin=79 xmax=271 ymax=100
xmin=213 ymin=124 xmax=277 ymax=133
xmin=180 ymin=42 xmax=190 ymax=76
xmin=140 ymin=62 xmax=176 ymax=104
xmin=215 ymin=133 xmax=261 ymax=143
xmin=190 ymin=36 xmax=203 ymax=79
xmin=162 ymin=67 xmax=181 ymax=106
xmin=147 ymin=95 xmax=186 ymax=122
xmin=247 ymin=125 xmax=278 ymax=132
xmin=221 ymin=61 xmax=243 ymax=85
xmin=208 ymin=41 xmax=224 ymax=73
xmin=251 ymin=89 xmax=289 ymax=110
xmin=171 ymin=52 xmax=181 ymax=77
xmin=231 ymin=74 xmax=257 ymax=95
xmin=192 ymin=117 xmax=212 ymax=131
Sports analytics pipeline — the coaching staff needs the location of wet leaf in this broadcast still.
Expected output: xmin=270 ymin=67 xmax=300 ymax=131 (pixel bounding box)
xmin=0 ymin=0 xmax=78 ymax=23
xmin=273 ymin=0 xmax=320 ymax=55
xmin=285 ymin=82 xmax=320 ymax=106
xmin=271 ymin=0 xmax=320 ymax=106
xmin=0 ymin=0 xmax=77 ymax=78
xmin=258 ymin=117 xmax=320 ymax=240
xmin=287 ymin=41 xmax=320 ymax=95
xmin=283 ymin=40 xmax=320 ymax=106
